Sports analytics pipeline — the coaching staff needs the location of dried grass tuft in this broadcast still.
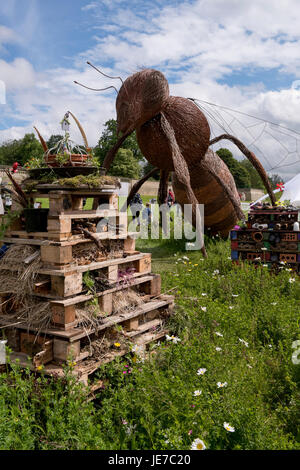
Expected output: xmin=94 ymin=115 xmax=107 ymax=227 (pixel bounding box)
xmin=112 ymin=288 xmax=143 ymax=313
xmin=0 ymin=245 xmax=53 ymax=332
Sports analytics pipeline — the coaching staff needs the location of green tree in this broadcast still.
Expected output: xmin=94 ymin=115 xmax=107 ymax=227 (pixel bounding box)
xmin=94 ymin=119 xmax=144 ymax=164
xmin=0 ymin=133 xmax=43 ymax=166
xmin=108 ymin=148 xmax=141 ymax=178
xmin=239 ymin=159 xmax=265 ymax=189
xmin=216 ymin=148 xmax=251 ymax=188
xmin=47 ymin=134 xmax=64 ymax=154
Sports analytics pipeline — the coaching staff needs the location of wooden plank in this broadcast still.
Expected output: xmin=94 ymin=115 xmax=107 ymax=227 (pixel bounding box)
xmin=41 ymin=245 xmax=73 ymax=265
xmin=124 ymin=318 xmax=162 ymax=337
xmin=1 ymin=232 xmax=139 ymax=247
xmin=38 ymin=252 xmax=152 ymax=276
xmin=51 ymin=271 xmax=83 ymax=296
xmin=52 ymin=209 xmax=120 ymax=219
xmin=51 ymin=304 xmax=76 ymax=326
xmin=49 ymin=274 xmax=155 ymax=306
xmin=53 ymin=339 xmax=80 ymax=362
xmin=69 ymin=298 xmax=173 ymax=342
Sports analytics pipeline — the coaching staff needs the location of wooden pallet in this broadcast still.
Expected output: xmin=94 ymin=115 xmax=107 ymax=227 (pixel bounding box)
xmin=4 ymin=296 xmax=174 ymax=381
xmin=9 ymin=326 xmax=168 ymax=388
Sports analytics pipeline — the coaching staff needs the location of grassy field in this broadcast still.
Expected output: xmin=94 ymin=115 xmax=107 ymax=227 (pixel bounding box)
xmin=0 ymin=228 xmax=299 ymax=450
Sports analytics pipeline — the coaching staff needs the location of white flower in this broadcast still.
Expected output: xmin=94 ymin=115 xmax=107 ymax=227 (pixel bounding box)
xmin=200 ymin=306 xmax=207 ymax=312
xmin=197 ymin=368 xmax=207 ymax=375
xmin=182 ymin=256 xmax=189 ymax=261
xmin=213 ymin=269 xmax=220 ymax=275
xmin=166 ymin=334 xmax=181 ymax=344
xmin=289 ymin=278 xmax=296 ymax=283
xmin=191 ymin=438 xmax=206 ymax=450
xmin=172 ymin=336 xmax=181 ymax=344
xmin=239 ymin=338 xmax=249 ymax=347
xmin=262 ymin=264 xmax=268 ymax=267
xmin=229 ymin=306 xmax=234 ymax=310
xmin=217 ymin=382 xmax=228 ymax=388
xmin=232 ymin=294 xmax=239 ymax=297
xmin=223 ymin=422 xmax=235 ymax=432
xmin=215 ymin=332 xmax=223 ymax=337
xmin=216 ymin=347 xmax=222 ymax=352
xmin=271 ymin=302 xmax=277 ymax=306
xmin=268 ymin=344 xmax=272 ymax=348
xmin=201 ymin=293 xmax=207 ymax=296
xmin=193 ymin=390 xmax=202 ymax=396
xmin=247 ymin=364 xmax=253 ymax=369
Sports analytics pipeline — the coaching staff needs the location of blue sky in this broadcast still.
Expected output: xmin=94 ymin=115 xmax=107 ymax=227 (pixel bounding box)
xmin=1 ymin=0 xmax=300 ymax=178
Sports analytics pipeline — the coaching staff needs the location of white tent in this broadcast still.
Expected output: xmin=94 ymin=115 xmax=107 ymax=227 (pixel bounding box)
xmin=251 ymin=173 xmax=300 ymax=207
xmin=278 ymin=173 xmax=300 ymax=207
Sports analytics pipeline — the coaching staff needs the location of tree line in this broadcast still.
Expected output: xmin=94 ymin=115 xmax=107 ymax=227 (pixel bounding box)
xmin=0 ymin=119 xmax=282 ymax=189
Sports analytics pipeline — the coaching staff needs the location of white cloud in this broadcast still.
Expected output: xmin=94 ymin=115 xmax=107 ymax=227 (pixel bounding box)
xmin=0 ymin=58 xmax=36 ymax=90
xmin=81 ymin=2 xmax=98 ymax=11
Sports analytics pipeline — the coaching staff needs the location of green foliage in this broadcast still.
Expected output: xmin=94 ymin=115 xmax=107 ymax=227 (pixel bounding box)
xmin=0 ymin=133 xmax=43 ymax=166
xmin=94 ymin=119 xmax=144 ymax=164
xmin=94 ymin=119 xmax=143 ymax=177
xmin=216 ymin=148 xmax=251 ymax=188
xmin=0 ymin=358 xmax=103 ymax=450
xmin=239 ymin=158 xmax=265 ymax=189
xmin=57 ymin=174 xmax=119 ymax=188
xmin=107 ymin=148 xmax=141 ymax=179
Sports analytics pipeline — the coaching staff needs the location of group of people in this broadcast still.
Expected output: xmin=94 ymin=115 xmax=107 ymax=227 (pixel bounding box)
xmin=129 ymin=188 xmax=176 ymax=227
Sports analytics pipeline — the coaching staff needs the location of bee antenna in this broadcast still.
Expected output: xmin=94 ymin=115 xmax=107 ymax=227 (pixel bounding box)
xmin=87 ymin=61 xmax=124 ymax=85
xmin=74 ymin=81 xmax=118 ymax=93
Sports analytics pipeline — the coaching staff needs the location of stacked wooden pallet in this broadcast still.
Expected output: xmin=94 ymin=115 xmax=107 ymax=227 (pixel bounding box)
xmin=231 ymin=205 xmax=300 ymax=273
xmin=0 ymin=182 xmax=174 ymax=386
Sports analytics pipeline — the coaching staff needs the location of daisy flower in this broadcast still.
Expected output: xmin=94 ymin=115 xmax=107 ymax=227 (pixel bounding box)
xmin=191 ymin=438 xmax=206 ymax=450
xmin=193 ymin=390 xmax=202 ymax=396
xmin=200 ymin=306 xmax=207 ymax=312
xmin=239 ymin=338 xmax=249 ymax=347
xmin=223 ymin=422 xmax=235 ymax=432
xmin=216 ymin=347 xmax=222 ymax=352
xmin=215 ymin=332 xmax=223 ymax=337
xmin=217 ymin=382 xmax=228 ymax=388
xmin=289 ymin=278 xmax=296 ymax=283
xmin=166 ymin=335 xmax=181 ymax=344
xmin=197 ymin=368 xmax=207 ymax=375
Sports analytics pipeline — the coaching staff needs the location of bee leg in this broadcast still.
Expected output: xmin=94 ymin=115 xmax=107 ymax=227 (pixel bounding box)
xmin=158 ymin=170 xmax=169 ymax=206
xmin=201 ymin=161 xmax=245 ymax=221
xmin=210 ymin=134 xmax=276 ymax=206
xmin=160 ymin=113 xmax=207 ymax=258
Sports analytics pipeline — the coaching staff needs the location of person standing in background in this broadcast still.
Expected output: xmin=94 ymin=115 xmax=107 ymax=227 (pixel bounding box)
xmin=130 ymin=192 xmax=143 ymax=227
